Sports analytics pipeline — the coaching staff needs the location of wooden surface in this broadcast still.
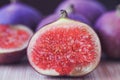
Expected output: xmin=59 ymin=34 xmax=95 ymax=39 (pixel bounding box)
xmin=0 ymin=59 xmax=120 ymax=80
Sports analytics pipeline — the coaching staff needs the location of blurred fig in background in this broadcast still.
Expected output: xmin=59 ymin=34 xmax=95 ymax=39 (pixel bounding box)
xmin=0 ymin=0 xmax=120 ymax=15
xmin=95 ymin=5 xmax=120 ymax=59
xmin=0 ymin=0 xmax=42 ymax=30
xmin=55 ymin=0 xmax=106 ymax=25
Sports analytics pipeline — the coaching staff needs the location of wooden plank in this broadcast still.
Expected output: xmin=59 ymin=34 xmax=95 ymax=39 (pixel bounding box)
xmin=0 ymin=60 xmax=120 ymax=80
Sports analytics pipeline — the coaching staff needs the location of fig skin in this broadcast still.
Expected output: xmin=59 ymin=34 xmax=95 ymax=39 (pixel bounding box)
xmin=0 ymin=3 xmax=42 ymax=30
xmin=28 ymin=17 xmax=101 ymax=76
xmin=0 ymin=25 xmax=33 ymax=64
xmin=95 ymin=11 xmax=120 ymax=59
xmin=55 ymin=0 xmax=106 ymax=24
xmin=0 ymin=49 xmax=26 ymax=64
xmin=36 ymin=12 xmax=91 ymax=31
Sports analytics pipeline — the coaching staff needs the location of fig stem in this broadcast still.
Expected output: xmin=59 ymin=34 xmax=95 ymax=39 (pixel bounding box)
xmin=10 ymin=0 xmax=17 ymax=3
xmin=116 ymin=5 xmax=120 ymax=17
xmin=60 ymin=10 xmax=68 ymax=18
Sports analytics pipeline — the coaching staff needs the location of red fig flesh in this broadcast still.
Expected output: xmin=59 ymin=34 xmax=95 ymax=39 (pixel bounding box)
xmin=0 ymin=25 xmax=33 ymax=64
xmin=28 ymin=18 xmax=101 ymax=76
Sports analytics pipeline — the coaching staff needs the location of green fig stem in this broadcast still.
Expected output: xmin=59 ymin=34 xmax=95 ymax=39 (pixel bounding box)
xmin=60 ymin=10 xmax=68 ymax=18
xmin=10 ymin=0 xmax=18 ymax=3
xmin=116 ymin=5 xmax=120 ymax=17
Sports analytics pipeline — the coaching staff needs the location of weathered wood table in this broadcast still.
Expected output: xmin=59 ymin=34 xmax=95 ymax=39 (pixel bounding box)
xmin=0 ymin=59 xmax=120 ymax=80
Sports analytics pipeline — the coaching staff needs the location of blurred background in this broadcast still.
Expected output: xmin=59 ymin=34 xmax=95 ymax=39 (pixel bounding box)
xmin=0 ymin=0 xmax=120 ymax=15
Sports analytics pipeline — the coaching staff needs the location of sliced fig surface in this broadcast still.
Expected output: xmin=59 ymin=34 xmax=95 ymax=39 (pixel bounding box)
xmin=28 ymin=18 xmax=101 ymax=76
xmin=0 ymin=25 xmax=33 ymax=64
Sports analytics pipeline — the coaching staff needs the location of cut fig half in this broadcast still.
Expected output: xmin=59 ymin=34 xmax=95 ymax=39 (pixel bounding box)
xmin=0 ymin=24 xmax=33 ymax=64
xmin=27 ymin=11 xmax=101 ymax=76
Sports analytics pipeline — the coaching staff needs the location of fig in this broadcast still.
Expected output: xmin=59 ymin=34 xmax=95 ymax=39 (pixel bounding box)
xmin=0 ymin=0 xmax=42 ymax=30
xmin=55 ymin=0 xmax=106 ymax=24
xmin=37 ymin=6 xmax=91 ymax=31
xmin=95 ymin=5 xmax=120 ymax=59
xmin=0 ymin=24 xmax=33 ymax=64
xmin=27 ymin=10 xmax=101 ymax=76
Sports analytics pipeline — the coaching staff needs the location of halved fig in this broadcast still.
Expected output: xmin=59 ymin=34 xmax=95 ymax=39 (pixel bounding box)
xmin=0 ymin=24 xmax=33 ymax=64
xmin=27 ymin=10 xmax=101 ymax=76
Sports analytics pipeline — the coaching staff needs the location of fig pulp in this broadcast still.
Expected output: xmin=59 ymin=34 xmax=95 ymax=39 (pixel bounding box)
xmin=0 ymin=25 xmax=33 ymax=64
xmin=28 ymin=17 xmax=101 ymax=76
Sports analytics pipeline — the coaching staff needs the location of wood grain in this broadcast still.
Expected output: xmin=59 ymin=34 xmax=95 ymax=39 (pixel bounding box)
xmin=0 ymin=60 xmax=120 ymax=80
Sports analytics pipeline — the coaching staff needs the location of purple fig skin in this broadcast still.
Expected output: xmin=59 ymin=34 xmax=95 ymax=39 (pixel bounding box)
xmin=36 ymin=12 xmax=91 ymax=31
xmin=55 ymin=0 xmax=106 ymax=25
xmin=95 ymin=11 xmax=120 ymax=59
xmin=0 ymin=49 xmax=26 ymax=64
xmin=0 ymin=3 xmax=42 ymax=30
